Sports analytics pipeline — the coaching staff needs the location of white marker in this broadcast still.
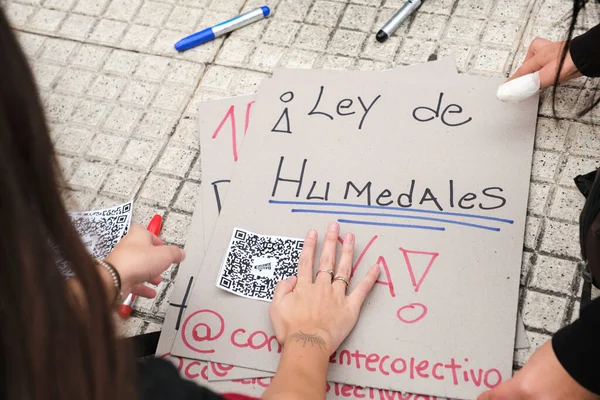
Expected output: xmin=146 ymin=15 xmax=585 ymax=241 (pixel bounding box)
xmin=496 ymin=71 xmax=540 ymax=103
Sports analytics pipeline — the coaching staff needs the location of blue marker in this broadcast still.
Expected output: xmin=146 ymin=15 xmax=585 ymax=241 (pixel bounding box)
xmin=175 ymin=6 xmax=271 ymax=51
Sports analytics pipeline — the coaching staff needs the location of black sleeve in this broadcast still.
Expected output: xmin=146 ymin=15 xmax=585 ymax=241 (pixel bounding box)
xmin=552 ymin=296 xmax=600 ymax=394
xmin=570 ymin=23 xmax=600 ymax=78
xmin=137 ymin=358 xmax=224 ymax=400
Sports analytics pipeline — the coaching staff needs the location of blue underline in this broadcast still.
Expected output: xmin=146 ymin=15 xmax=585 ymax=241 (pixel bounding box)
xmin=337 ymin=219 xmax=445 ymax=231
xmin=291 ymin=209 xmax=501 ymax=232
xmin=269 ymin=200 xmax=513 ymax=224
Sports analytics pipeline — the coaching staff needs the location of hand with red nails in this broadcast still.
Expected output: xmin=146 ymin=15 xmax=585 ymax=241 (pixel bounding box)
xmin=103 ymin=224 xmax=186 ymax=299
xmin=264 ymin=222 xmax=381 ymax=399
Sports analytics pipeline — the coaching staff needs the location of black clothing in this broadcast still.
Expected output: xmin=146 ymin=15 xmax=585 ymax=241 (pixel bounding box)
xmin=138 ymin=358 xmax=224 ymax=400
xmin=550 ymin=23 xmax=600 ymax=395
xmin=571 ymin=23 xmax=600 ymax=77
xmin=553 ymin=296 xmax=600 ymax=394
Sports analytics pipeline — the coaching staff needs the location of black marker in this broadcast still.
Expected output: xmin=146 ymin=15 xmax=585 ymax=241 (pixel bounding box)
xmin=376 ymin=0 xmax=423 ymax=43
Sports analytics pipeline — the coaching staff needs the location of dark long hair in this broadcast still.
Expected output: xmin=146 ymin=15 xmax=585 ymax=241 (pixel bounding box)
xmin=0 ymin=9 xmax=135 ymax=400
xmin=556 ymin=0 xmax=600 ymax=115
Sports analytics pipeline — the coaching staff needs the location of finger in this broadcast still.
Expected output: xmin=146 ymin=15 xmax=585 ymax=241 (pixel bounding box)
xmin=148 ymin=276 xmax=162 ymax=285
xmin=125 ymin=224 xmax=157 ymax=247
xmin=524 ymin=37 xmax=550 ymax=62
xmin=509 ymin=53 xmax=547 ymax=82
xmin=333 ymin=232 xmax=354 ymax=296
xmin=475 ymin=381 xmax=515 ymax=400
xmin=128 ymin=224 xmax=147 ymax=239
xmin=476 ymin=391 xmax=491 ymax=400
xmin=348 ymin=264 xmax=381 ymax=310
xmin=132 ymin=284 xmax=157 ymax=299
xmin=316 ymin=222 xmax=340 ymax=285
xmin=507 ymin=38 xmax=551 ymax=82
xmin=151 ymin=233 xmax=164 ymax=246
xmin=154 ymin=245 xmax=185 ymax=269
xmin=297 ymin=230 xmax=317 ymax=284
xmin=150 ymin=245 xmax=186 ymax=274
xmin=272 ymin=276 xmax=298 ymax=304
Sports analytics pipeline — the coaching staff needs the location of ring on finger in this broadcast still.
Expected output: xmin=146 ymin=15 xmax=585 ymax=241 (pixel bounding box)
xmin=333 ymin=276 xmax=350 ymax=291
xmin=317 ymin=269 xmax=334 ymax=281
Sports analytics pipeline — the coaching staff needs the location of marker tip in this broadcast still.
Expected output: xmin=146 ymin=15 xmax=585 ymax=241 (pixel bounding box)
xmin=376 ymin=30 xmax=388 ymax=43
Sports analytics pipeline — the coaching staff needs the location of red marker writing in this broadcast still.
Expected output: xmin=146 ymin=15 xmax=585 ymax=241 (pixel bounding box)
xmin=118 ymin=214 xmax=163 ymax=319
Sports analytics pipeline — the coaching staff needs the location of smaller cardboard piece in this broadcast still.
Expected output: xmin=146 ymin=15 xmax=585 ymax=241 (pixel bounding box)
xmin=155 ymin=195 xmax=205 ymax=359
xmin=199 ymin=94 xmax=256 ymax=245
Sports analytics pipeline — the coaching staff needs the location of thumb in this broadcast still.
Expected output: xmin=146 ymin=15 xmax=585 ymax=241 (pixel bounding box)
xmin=151 ymin=233 xmax=165 ymax=246
xmin=476 ymin=380 xmax=521 ymax=400
xmin=272 ymin=276 xmax=297 ymax=304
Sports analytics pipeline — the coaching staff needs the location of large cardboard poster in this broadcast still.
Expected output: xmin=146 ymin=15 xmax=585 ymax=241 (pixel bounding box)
xmin=170 ymin=69 xmax=538 ymax=399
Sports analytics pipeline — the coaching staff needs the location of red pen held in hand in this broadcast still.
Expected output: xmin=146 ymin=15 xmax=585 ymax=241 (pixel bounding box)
xmin=118 ymin=214 xmax=162 ymax=319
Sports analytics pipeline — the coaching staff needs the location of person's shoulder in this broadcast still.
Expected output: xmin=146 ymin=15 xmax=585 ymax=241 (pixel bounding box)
xmin=138 ymin=358 xmax=224 ymax=400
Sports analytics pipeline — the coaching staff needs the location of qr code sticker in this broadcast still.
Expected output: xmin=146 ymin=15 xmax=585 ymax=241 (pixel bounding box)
xmin=70 ymin=201 xmax=133 ymax=218
xmin=56 ymin=213 xmax=131 ymax=277
xmin=216 ymin=228 xmax=304 ymax=302
xmin=71 ymin=213 xmax=130 ymax=259
xmin=69 ymin=200 xmax=133 ymax=239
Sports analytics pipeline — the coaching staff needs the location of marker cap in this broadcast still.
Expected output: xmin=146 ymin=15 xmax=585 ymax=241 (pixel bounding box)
xmin=376 ymin=30 xmax=389 ymax=43
xmin=147 ymin=214 xmax=162 ymax=236
xmin=261 ymin=6 xmax=271 ymax=17
xmin=174 ymin=28 xmax=215 ymax=51
xmin=118 ymin=304 xmax=133 ymax=318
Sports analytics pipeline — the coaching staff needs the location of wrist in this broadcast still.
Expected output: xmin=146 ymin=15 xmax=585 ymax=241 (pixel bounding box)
xmin=103 ymin=254 xmax=132 ymax=295
xmin=284 ymin=328 xmax=333 ymax=356
xmin=266 ymin=329 xmax=330 ymax=400
xmin=96 ymin=259 xmax=122 ymax=303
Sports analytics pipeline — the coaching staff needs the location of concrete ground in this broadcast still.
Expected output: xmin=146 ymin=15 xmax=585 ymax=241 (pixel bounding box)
xmin=3 ymin=0 xmax=599 ymax=369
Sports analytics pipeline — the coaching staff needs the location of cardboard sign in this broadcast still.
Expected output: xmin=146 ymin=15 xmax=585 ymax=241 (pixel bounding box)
xmin=168 ymin=62 xmax=466 ymax=384
xmin=179 ymin=84 xmax=527 ymax=386
xmin=170 ymin=67 xmax=538 ymax=400
xmin=155 ymin=195 xmax=205 ymax=360
xmin=163 ymin=353 xmax=454 ymax=400
xmin=199 ymin=60 xmax=459 ymax=245
xmin=200 ymin=94 xmax=256 ymax=245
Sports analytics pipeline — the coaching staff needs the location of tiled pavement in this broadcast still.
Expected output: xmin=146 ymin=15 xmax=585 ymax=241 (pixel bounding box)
xmin=2 ymin=0 xmax=600 ymax=369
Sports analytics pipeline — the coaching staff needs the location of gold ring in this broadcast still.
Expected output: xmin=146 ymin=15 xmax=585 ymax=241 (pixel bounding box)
xmin=333 ymin=276 xmax=350 ymax=290
xmin=317 ymin=269 xmax=334 ymax=281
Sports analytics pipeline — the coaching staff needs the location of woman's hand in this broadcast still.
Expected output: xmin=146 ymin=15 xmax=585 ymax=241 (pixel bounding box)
xmin=477 ymin=342 xmax=599 ymax=400
xmin=509 ymin=38 xmax=582 ymax=88
xmin=269 ymin=222 xmax=381 ymax=354
xmin=104 ymin=224 xmax=186 ymax=299
xmin=264 ymin=223 xmax=380 ymax=399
